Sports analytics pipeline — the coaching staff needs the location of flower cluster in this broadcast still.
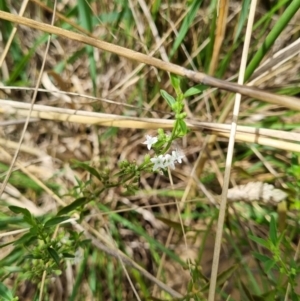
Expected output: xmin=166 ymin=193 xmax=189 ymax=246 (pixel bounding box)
xmin=142 ymin=135 xmax=184 ymax=171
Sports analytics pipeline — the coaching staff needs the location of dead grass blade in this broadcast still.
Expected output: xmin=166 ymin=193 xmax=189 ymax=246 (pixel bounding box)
xmin=0 ymin=11 xmax=299 ymax=110
xmin=1 ymin=99 xmax=299 ymax=152
xmin=208 ymin=0 xmax=257 ymax=298
xmin=208 ymin=0 xmax=230 ymax=75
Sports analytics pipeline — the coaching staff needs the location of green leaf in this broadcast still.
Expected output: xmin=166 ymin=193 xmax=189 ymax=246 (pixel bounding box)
xmin=6 ymin=35 xmax=48 ymax=85
xmin=216 ymin=264 xmax=238 ymax=287
xmin=23 ymin=254 xmax=42 ymax=260
xmin=47 ymin=247 xmax=60 ymax=266
xmin=62 ymin=252 xmax=75 ymax=258
xmin=57 ymin=197 xmax=88 ymax=216
xmin=160 ymin=90 xmax=175 ymax=108
xmin=8 ymin=206 xmax=35 ymax=226
xmin=72 ymin=161 xmax=103 ymax=181
xmin=201 ymin=264 xmax=238 ymax=292
xmin=269 ymin=215 xmax=278 ymax=246
xmin=44 ymin=216 xmax=70 ymax=228
xmin=0 ymin=282 xmax=14 ymax=301
xmin=178 ymin=119 xmax=187 ymax=135
xmin=170 ymin=0 xmax=204 ymax=57
xmin=78 ymin=0 xmax=97 ymax=94
xmin=183 ymin=84 xmax=207 ymax=97
xmin=253 ymin=252 xmax=276 ymax=272
xmin=248 ymin=235 xmax=269 ymax=248
xmin=234 ymin=0 xmax=251 ymax=42
xmin=252 ymin=252 xmax=271 ymax=263
xmin=9 ymin=206 xmax=31 ymax=218
xmin=79 ymin=239 xmax=91 ymax=247
xmin=170 ymin=74 xmax=181 ymax=94
xmin=13 ymin=232 xmax=38 ymax=246
xmin=0 ymin=163 xmax=43 ymax=193
xmin=264 ymin=258 xmax=277 ymax=273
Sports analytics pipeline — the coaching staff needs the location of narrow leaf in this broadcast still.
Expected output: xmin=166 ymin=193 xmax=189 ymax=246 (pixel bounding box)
xmin=44 ymin=216 xmax=70 ymax=228
xmin=62 ymin=252 xmax=75 ymax=258
xmin=0 ymin=282 xmax=14 ymax=301
xmin=9 ymin=206 xmax=31 ymax=218
xmin=252 ymin=252 xmax=271 ymax=263
xmin=57 ymin=197 xmax=88 ymax=216
xmin=201 ymin=265 xmax=238 ymax=292
xmin=253 ymin=252 xmax=276 ymax=273
xmin=170 ymin=0 xmax=204 ymax=57
xmin=72 ymin=161 xmax=103 ymax=181
xmin=160 ymin=90 xmax=175 ymax=108
xmin=23 ymin=254 xmax=42 ymax=259
xmin=178 ymin=119 xmax=187 ymax=135
xmin=234 ymin=0 xmax=251 ymax=42
xmin=9 ymin=206 xmax=35 ymax=226
xmin=264 ymin=258 xmax=277 ymax=273
xmin=170 ymin=74 xmax=181 ymax=92
xmin=47 ymin=247 xmax=60 ymax=266
xmin=269 ymin=215 xmax=278 ymax=246
xmin=248 ymin=235 xmax=269 ymax=248
xmin=13 ymin=232 xmax=37 ymax=246
xmin=216 ymin=264 xmax=238 ymax=287
xmin=183 ymin=84 xmax=207 ymax=97
xmin=78 ymin=0 xmax=97 ymax=93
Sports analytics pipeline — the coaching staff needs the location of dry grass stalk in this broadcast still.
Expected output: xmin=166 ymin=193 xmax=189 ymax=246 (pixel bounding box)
xmin=208 ymin=0 xmax=257 ymax=298
xmin=0 ymin=11 xmax=300 ymax=110
xmin=1 ymin=99 xmax=300 ymax=152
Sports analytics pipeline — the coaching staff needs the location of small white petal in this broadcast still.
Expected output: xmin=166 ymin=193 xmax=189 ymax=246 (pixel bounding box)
xmin=172 ymin=149 xmax=184 ymax=164
xmin=143 ymin=135 xmax=158 ymax=150
xmin=150 ymin=155 xmax=165 ymax=171
xmin=163 ymin=154 xmax=175 ymax=169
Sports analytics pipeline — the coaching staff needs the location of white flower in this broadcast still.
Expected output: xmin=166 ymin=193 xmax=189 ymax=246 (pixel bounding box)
xmin=143 ymin=135 xmax=158 ymax=150
xmin=150 ymin=155 xmax=165 ymax=171
xmin=163 ymin=154 xmax=175 ymax=169
xmin=171 ymin=149 xmax=184 ymax=164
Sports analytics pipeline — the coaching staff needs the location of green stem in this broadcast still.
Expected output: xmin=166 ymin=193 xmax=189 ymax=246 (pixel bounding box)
xmin=162 ymin=120 xmax=179 ymax=153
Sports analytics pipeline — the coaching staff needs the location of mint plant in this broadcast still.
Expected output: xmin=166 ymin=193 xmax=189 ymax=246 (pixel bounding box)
xmin=0 ymin=75 xmax=195 ymax=295
xmin=249 ymin=215 xmax=300 ymax=300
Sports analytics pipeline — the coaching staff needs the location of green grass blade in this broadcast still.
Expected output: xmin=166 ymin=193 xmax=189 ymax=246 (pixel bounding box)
xmin=234 ymin=0 xmax=251 ymax=42
xmin=77 ymin=0 xmax=97 ymax=94
xmin=98 ymin=204 xmax=186 ymax=265
xmin=252 ymin=0 xmax=290 ymax=31
xmin=245 ymin=0 xmax=300 ymax=81
xmin=170 ymin=0 xmax=204 ymax=58
xmin=0 ymin=281 xmax=14 ymax=301
xmin=6 ymin=34 xmax=48 ymax=85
